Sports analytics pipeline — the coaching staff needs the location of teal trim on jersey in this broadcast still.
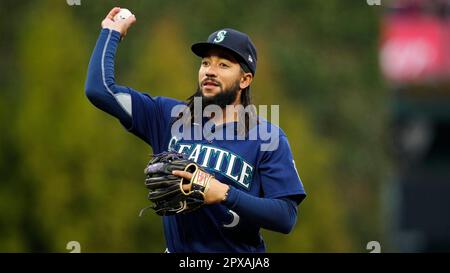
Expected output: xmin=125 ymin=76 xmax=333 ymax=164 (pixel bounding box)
xmin=172 ymin=141 xmax=254 ymax=190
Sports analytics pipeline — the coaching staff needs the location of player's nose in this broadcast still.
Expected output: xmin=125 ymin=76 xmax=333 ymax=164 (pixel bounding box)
xmin=204 ymin=64 xmax=218 ymax=77
xmin=205 ymin=70 xmax=217 ymax=78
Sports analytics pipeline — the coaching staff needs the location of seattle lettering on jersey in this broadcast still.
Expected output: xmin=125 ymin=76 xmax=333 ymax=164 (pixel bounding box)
xmin=168 ymin=136 xmax=254 ymax=189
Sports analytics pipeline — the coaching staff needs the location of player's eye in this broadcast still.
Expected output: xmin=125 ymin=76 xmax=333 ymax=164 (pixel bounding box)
xmin=219 ymin=63 xmax=229 ymax=68
xmin=201 ymin=60 xmax=210 ymax=66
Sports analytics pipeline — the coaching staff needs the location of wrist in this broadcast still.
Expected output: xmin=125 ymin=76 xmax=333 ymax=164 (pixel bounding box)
xmin=205 ymin=178 xmax=230 ymax=205
xmin=221 ymin=185 xmax=230 ymax=203
xmin=102 ymin=26 xmax=122 ymax=35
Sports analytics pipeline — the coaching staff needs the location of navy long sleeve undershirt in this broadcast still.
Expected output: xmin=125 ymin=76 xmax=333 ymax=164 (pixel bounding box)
xmin=85 ymin=28 xmax=132 ymax=128
xmin=224 ymin=186 xmax=299 ymax=234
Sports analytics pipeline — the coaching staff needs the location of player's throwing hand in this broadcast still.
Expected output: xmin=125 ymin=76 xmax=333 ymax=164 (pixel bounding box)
xmin=101 ymin=7 xmax=136 ymax=38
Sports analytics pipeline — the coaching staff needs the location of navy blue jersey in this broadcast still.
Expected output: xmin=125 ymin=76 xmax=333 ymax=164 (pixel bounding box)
xmin=86 ymin=29 xmax=306 ymax=253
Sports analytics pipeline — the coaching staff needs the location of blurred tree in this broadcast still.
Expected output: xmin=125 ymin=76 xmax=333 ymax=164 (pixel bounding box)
xmin=10 ymin=0 xmax=164 ymax=252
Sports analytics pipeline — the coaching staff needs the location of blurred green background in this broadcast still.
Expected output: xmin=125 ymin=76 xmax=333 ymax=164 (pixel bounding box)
xmin=0 ymin=0 xmax=389 ymax=252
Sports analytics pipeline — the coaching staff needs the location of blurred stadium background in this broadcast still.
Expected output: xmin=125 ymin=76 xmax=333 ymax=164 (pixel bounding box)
xmin=0 ymin=0 xmax=448 ymax=252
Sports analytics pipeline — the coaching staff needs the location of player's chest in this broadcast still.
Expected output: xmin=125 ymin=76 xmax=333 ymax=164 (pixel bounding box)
xmin=166 ymin=136 xmax=261 ymax=191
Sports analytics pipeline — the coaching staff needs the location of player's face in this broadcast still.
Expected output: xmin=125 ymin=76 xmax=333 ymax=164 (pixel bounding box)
xmin=198 ymin=48 xmax=244 ymax=99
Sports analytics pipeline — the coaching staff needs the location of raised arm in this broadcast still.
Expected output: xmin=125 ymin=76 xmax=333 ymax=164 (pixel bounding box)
xmin=85 ymin=7 xmax=136 ymax=128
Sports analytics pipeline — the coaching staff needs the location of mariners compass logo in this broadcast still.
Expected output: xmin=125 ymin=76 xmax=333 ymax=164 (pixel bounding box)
xmin=213 ymin=30 xmax=227 ymax=43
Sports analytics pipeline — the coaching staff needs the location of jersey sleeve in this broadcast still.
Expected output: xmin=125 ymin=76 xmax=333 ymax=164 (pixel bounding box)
xmin=125 ymin=90 xmax=183 ymax=150
xmin=259 ymin=135 xmax=306 ymax=204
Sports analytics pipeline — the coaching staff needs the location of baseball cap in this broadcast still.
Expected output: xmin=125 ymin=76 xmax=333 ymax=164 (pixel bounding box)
xmin=191 ymin=28 xmax=258 ymax=75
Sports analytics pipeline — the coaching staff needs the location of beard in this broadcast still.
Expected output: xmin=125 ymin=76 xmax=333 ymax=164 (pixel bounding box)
xmin=196 ymin=79 xmax=241 ymax=109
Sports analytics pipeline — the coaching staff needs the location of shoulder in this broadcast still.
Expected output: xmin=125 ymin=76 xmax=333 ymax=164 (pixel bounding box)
xmin=249 ymin=117 xmax=291 ymax=154
xmin=132 ymin=92 xmax=187 ymax=111
xmin=124 ymin=87 xmax=186 ymax=108
xmin=251 ymin=116 xmax=287 ymax=139
xmin=150 ymin=95 xmax=186 ymax=107
xmin=129 ymin=92 xmax=187 ymax=122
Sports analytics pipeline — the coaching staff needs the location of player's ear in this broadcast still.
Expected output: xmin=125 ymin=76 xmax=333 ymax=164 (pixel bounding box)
xmin=240 ymin=72 xmax=253 ymax=90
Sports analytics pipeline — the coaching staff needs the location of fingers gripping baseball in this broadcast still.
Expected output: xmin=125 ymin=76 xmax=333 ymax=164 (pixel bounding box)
xmin=101 ymin=7 xmax=136 ymax=38
xmin=106 ymin=7 xmax=121 ymax=20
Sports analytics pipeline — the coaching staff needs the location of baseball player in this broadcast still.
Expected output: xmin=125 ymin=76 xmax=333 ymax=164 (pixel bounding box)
xmin=85 ymin=7 xmax=306 ymax=253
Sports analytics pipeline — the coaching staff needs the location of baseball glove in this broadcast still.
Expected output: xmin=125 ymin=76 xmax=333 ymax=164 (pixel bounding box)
xmin=140 ymin=151 xmax=214 ymax=216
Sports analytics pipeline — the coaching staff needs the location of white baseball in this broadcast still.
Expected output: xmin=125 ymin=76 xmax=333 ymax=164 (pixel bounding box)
xmin=113 ymin=8 xmax=133 ymax=22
